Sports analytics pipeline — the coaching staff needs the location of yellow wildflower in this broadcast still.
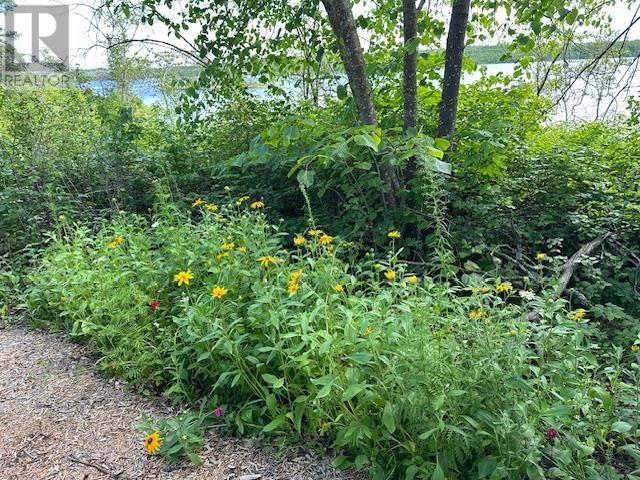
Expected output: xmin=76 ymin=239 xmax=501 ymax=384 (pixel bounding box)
xmin=107 ymin=236 xmax=125 ymax=248
xmin=308 ymin=229 xmax=322 ymax=237
xmin=192 ymin=198 xmax=204 ymax=207
xmin=387 ymin=230 xmax=401 ymax=239
xmin=572 ymin=310 xmax=586 ymax=321
xmin=407 ymin=275 xmax=418 ymax=285
xmin=536 ymin=253 xmax=547 ymax=261
xmin=496 ymin=283 xmax=513 ymax=293
xmin=216 ymin=252 xmax=230 ymax=261
xmin=211 ymin=286 xmax=228 ymax=299
xmin=468 ymin=308 xmax=485 ymax=320
xmin=250 ymin=201 xmax=265 ymax=209
xmin=205 ymin=203 xmax=218 ymax=212
xmin=288 ymin=270 xmax=303 ymax=294
xmin=258 ymin=256 xmax=280 ymax=267
xmin=364 ymin=327 xmax=374 ymax=336
xmin=222 ymin=242 xmax=235 ymax=251
xmin=333 ymin=284 xmax=344 ymax=292
xmin=293 ymin=236 xmax=306 ymax=246
xmin=144 ymin=432 xmax=162 ymax=454
xmin=238 ymin=195 xmax=250 ymax=203
xmin=58 ymin=214 xmax=65 ymax=221
xmin=384 ymin=270 xmax=396 ymax=281
xmin=631 ymin=345 xmax=640 ymax=353
xmin=173 ymin=270 xmax=194 ymax=286
xmin=320 ymin=234 xmax=333 ymax=245
xmin=239 ymin=247 xmax=247 ymax=253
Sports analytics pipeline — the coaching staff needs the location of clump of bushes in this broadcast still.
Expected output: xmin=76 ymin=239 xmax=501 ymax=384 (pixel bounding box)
xmin=26 ymin=193 xmax=640 ymax=479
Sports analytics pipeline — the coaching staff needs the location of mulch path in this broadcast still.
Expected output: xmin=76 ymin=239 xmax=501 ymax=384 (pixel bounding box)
xmin=0 ymin=327 xmax=362 ymax=480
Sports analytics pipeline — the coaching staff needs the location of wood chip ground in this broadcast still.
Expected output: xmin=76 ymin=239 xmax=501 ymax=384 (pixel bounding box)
xmin=0 ymin=327 xmax=363 ymax=480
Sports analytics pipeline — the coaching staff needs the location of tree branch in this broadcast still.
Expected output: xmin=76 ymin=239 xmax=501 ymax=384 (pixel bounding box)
xmin=558 ymin=232 xmax=611 ymax=293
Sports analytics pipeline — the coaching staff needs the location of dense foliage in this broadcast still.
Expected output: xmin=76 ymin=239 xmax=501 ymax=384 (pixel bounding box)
xmin=25 ymin=196 xmax=640 ymax=479
xmin=2 ymin=1 xmax=640 ymax=476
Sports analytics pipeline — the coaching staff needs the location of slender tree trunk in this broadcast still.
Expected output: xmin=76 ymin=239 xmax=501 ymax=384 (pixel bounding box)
xmin=321 ymin=0 xmax=400 ymax=208
xmin=403 ymin=0 xmax=418 ymax=133
xmin=402 ymin=0 xmax=419 ymax=185
xmin=321 ymin=0 xmax=377 ymax=124
xmin=437 ymin=0 xmax=471 ymax=138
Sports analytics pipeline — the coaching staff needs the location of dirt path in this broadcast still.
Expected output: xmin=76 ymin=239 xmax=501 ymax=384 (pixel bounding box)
xmin=0 ymin=327 xmax=358 ymax=480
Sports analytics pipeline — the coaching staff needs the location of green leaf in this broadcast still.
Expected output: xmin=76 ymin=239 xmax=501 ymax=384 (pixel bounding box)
xmin=382 ymin=402 xmax=396 ymax=434
xmin=354 ymin=134 xmax=379 ymax=152
xmin=187 ymin=452 xmax=204 ymax=466
xmin=347 ymin=352 xmax=372 ymax=364
xmin=478 ymin=456 xmax=497 ymax=478
xmin=265 ymin=393 xmax=277 ymax=414
xmin=542 ymin=404 xmax=572 ymax=418
xmin=262 ymin=374 xmax=285 ymax=389
xmin=296 ymin=169 xmax=315 ymax=188
xmin=418 ymin=427 xmax=438 ymax=440
xmin=464 ymin=260 xmax=480 ymax=272
xmin=434 ymin=159 xmax=451 ymax=175
xmin=526 ymin=463 xmax=545 ymax=480
xmin=405 ymin=464 xmax=419 ymax=480
xmin=262 ymin=414 xmax=286 ymax=433
xmin=434 ymin=137 xmax=450 ymax=151
xmin=432 ymin=462 xmax=445 ymax=480
xmin=331 ymin=455 xmax=350 ymax=469
xmin=355 ymin=454 xmax=368 ymax=470
xmin=611 ymin=421 xmax=632 ymax=433
xmin=342 ymin=384 xmax=366 ymax=401
xmin=316 ymin=383 xmax=333 ymax=399
xmin=425 ymin=145 xmax=444 ymax=159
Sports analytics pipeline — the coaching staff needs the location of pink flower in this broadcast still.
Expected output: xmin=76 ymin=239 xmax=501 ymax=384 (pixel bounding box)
xmin=214 ymin=407 xmax=224 ymax=418
xmin=149 ymin=299 xmax=160 ymax=312
xmin=546 ymin=428 xmax=559 ymax=440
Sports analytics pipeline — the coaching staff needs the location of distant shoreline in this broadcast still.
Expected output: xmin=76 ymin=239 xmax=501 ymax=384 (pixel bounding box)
xmin=77 ymin=40 xmax=640 ymax=80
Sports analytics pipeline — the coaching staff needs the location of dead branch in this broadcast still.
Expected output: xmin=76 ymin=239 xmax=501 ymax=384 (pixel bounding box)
xmin=66 ymin=455 xmax=124 ymax=477
xmin=526 ymin=232 xmax=611 ymax=323
xmin=558 ymin=232 xmax=611 ymax=293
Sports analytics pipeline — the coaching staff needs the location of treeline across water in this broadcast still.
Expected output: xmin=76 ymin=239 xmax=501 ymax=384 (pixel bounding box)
xmin=464 ymin=39 xmax=640 ymax=64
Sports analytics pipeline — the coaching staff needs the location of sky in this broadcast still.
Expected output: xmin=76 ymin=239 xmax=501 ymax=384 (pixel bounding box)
xmin=2 ymin=0 xmax=639 ymax=70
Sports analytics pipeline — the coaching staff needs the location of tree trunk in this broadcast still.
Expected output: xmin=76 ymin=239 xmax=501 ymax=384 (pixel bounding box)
xmin=321 ymin=0 xmax=377 ymax=124
xmin=437 ymin=0 xmax=471 ymax=138
xmin=321 ymin=0 xmax=400 ymax=208
xmin=402 ymin=0 xmax=419 ymax=184
xmin=403 ymin=0 xmax=418 ymax=133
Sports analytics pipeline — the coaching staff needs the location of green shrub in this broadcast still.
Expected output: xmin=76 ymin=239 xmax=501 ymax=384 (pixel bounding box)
xmin=449 ymin=120 xmax=640 ymax=343
xmin=26 ymin=194 xmax=640 ymax=479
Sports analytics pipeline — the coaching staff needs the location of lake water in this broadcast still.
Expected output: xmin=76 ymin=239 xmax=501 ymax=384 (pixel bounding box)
xmin=85 ymin=60 xmax=640 ymax=122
